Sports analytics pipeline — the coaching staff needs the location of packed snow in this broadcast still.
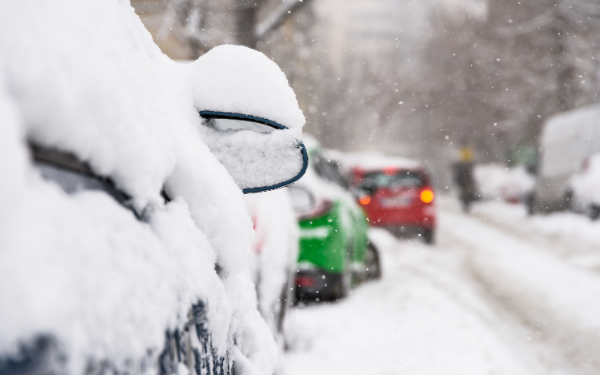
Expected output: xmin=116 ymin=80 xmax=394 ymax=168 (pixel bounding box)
xmin=0 ymin=0 xmax=304 ymax=374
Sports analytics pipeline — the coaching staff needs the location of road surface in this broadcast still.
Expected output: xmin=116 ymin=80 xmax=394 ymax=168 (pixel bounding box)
xmin=280 ymin=198 xmax=600 ymax=375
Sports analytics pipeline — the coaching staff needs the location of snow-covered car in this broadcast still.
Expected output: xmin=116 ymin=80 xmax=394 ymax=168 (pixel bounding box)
xmin=473 ymin=164 xmax=534 ymax=203
xmin=0 ymin=1 xmax=307 ymax=375
xmin=568 ymin=153 xmax=600 ymax=220
xmin=530 ymin=104 xmax=600 ymax=214
xmin=288 ymin=136 xmax=380 ymax=303
xmin=244 ymin=190 xmax=299 ymax=345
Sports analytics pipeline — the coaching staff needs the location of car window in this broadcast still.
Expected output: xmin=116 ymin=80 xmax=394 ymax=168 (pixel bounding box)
xmin=31 ymin=145 xmax=140 ymax=219
xmin=361 ymin=170 xmax=424 ymax=189
xmin=312 ymin=151 xmax=350 ymax=189
xmin=35 ymin=162 xmax=131 ymax=205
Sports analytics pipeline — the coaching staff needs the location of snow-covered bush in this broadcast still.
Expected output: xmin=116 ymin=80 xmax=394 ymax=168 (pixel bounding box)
xmin=474 ymin=164 xmax=534 ymax=202
xmin=0 ymin=0 xmax=303 ymax=374
xmin=569 ymin=153 xmax=600 ymax=219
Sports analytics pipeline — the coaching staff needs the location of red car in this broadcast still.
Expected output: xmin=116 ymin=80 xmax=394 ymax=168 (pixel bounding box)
xmin=350 ymin=162 xmax=437 ymax=244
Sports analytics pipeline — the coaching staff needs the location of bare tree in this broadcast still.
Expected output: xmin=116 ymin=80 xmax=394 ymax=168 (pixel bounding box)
xmin=417 ymin=0 xmax=600 ymax=163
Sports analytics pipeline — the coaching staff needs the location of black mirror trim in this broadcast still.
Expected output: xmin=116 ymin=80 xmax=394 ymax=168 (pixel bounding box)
xmin=199 ymin=111 xmax=286 ymax=130
xmin=242 ymin=143 xmax=308 ymax=194
xmin=198 ymin=111 xmax=309 ymax=194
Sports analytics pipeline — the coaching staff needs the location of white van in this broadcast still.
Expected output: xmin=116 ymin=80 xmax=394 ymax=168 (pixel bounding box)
xmin=530 ymin=104 xmax=600 ymax=213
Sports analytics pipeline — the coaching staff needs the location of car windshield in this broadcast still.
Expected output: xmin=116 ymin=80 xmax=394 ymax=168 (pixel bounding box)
xmin=360 ymin=171 xmax=423 ymax=189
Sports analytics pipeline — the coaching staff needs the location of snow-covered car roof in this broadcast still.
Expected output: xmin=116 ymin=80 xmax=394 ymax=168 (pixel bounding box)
xmin=332 ymin=151 xmax=422 ymax=173
xmin=0 ymin=0 xmax=301 ymax=373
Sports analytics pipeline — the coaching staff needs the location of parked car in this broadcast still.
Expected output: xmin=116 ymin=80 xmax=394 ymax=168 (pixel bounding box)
xmin=244 ymin=189 xmax=299 ymax=343
xmin=473 ymin=164 xmax=534 ymax=204
xmin=568 ymin=153 xmax=600 ymax=220
xmin=0 ymin=2 xmax=307 ymax=375
xmin=343 ymin=154 xmax=437 ymax=244
xmin=529 ymin=104 xmax=600 ymax=214
xmin=288 ymin=136 xmax=381 ymax=303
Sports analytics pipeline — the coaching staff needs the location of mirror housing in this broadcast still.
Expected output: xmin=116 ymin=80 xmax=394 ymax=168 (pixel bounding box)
xmin=198 ymin=111 xmax=308 ymax=194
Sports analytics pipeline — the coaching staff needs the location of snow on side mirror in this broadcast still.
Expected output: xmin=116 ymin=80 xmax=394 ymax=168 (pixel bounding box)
xmin=199 ymin=111 xmax=308 ymax=193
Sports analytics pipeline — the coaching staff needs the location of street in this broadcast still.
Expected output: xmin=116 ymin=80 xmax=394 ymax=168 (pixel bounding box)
xmin=281 ymin=198 xmax=600 ymax=375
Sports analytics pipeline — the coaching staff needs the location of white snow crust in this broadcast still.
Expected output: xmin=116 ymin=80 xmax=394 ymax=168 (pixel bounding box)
xmin=0 ymin=1 xmax=303 ymax=374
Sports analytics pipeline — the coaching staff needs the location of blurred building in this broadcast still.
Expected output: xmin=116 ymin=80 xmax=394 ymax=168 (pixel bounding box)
xmin=131 ymin=0 xmax=237 ymax=60
xmin=315 ymin=0 xmax=433 ymax=73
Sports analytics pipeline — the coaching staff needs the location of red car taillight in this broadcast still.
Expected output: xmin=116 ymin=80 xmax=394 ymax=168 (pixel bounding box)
xmin=420 ymin=188 xmax=434 ymax=204
xmin=295 ymin=275 xmax=316 ymax=287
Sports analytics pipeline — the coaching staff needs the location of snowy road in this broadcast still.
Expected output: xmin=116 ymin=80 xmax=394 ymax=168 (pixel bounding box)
xmin=280 ymin=199 xmax=600 ymax=375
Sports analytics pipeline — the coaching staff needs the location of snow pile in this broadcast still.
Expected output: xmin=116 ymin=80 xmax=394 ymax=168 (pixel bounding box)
xmin=569 ymin=153 xmax=600 ymax=208
xmin=244 ymin=190 xmax=298 ymax=341
xmin=0 ymin=0 xmax=304 ymax=374
xmin=474 ymin=164 xmax=534 ymax=201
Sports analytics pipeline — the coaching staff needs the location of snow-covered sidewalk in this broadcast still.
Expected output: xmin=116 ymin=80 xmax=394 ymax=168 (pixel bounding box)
xmin=441 ymin=204 xmax=600 ymax=374
xmin=470 ymin=200 xmax=600 ymax=271
xmin=282 ymin=228 xmax=550 ymax=375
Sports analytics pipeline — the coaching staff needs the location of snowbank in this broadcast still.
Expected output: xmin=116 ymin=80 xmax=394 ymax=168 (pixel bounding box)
xmin=474 ymin=164 xmax=534 ymax=201
xmin=0 ymin=0 xmax=304 ymax=373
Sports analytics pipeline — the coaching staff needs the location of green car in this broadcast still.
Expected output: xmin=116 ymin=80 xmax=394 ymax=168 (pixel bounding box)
xmin=288 ymin=136 xmax=381 ymax=302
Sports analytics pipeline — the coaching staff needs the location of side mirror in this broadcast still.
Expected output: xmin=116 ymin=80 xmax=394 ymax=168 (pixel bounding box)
xmin=199 ymin=111 xmax=308 ymax=193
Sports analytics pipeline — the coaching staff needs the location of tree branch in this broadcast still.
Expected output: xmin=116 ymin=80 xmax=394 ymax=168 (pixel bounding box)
xmin=255 ymin=0 xmax=313 ymax=41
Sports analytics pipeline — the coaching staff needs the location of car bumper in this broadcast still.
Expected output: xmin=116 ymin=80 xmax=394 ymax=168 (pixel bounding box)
xmin=294 ymin=268 xmax=345 ymax=302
